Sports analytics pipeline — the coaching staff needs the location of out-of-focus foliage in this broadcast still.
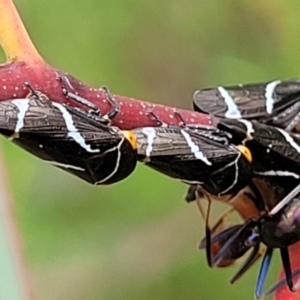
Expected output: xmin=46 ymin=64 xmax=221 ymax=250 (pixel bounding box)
xmin=0 ymin=0 xmax=298 ymax=299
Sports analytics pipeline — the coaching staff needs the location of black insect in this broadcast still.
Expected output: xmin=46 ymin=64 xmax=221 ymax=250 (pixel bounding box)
xmin=132 ymin=125 xmax=253 ymax=197
xmin=217 ymin=119 xmax=300 ymax=204
xmin=199 ymin=221 xmax=259 ymax=270
xmin=182 ymin=119 xmax=300 ymax=212
xmin=196 ymin=204 xmax=258 ymax=269
xmin=187 ymin=118 xmax=300 ymax=296
xmin=166 ymin=116 xmax=300 ymax=296
xmin=0 ymin=93 xmax=137 ymax=185
xmin=193 ymin=79 xmax=300 ymax=133
xmin=132 ymin=121 xmax=281 ymax=224
xmin=203 ymin=187 xmax=300 ymax=299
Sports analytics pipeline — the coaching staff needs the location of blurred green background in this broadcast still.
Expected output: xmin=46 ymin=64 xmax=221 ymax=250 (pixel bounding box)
xmin=0 ymin=0 xmax=299 ymax=299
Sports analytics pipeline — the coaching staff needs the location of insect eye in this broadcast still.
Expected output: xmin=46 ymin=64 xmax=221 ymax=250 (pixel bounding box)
xmin=122 ymin=130 xmax=137 ymax=150
xmin=236 ymin=145 xmax=252 ymax=162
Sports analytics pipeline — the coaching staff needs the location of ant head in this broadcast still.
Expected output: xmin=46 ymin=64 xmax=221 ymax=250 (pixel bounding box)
xmin=260 ymin=198 xmax=300 ymax=248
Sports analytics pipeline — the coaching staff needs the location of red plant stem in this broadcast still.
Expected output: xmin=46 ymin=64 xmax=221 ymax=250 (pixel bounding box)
xmin=0 ymin=0 xmax=212 ymax=131
xmin=0 ymin=62 xmax=213 ymax=130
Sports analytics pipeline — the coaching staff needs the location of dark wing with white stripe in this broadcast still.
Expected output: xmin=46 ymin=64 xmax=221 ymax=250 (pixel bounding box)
xmin=193 ymin=80 xmax=300 ymax=127
xmin=0 ymin=98 xmax=137 ymax=185
xmin=218 ymin=119 xmax=300 ymax=204
xmin=219 ymin=119 xmax=300 ymax=166
xmin=133 ymin=126 xmax=253 ymax=196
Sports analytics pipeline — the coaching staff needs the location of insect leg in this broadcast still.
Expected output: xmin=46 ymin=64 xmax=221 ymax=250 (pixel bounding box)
xmin=255 ymin=247 xmax=273 ymax=300
xmin=230 ymin=242 xmax=261 ymax=284
xmin=100 ymin=86 xmax=120 ymax=120
xmin=210 ymin=208 xmax=236 ymax=234
xmin=195 ymin=195 xmax=212 ymax=267
xmin=59 ymin=75 xmax=101 ymax=114
xmin=205 ymin=198 xmax=212 ymax=267
xmin=280 ymin=247 xmax=295 ymax=292
xmin=261 ymin=269 xmax=300 ymax=298
xmin=173 ymin=110 xmax=218 ymax=131
xmin=58 ymin=76 xmax=120 ymax=123
xmin=146 ymin=111 xmax=166 ymax=126
xmin=211 ymin=218 xmax=255 ymax=266
xmin=269 ymin=183 xmax=300 ymax=216
xmin=173 ymin=110 xmax=187 ymax=127
xmin=66 ymin=106 xmax=117 ymax=132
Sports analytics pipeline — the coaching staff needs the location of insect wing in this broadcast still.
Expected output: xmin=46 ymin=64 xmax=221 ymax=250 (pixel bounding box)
xmin=219 ymin=119 xmax=300 ymax=174
xmin=133 ymin=126 xmax=253 ymax=196
xmin=193 ymin=80 xmax=300 ymax=123
xmin=217 ymin=118 xmax=300 ymax=211
xmin=0 ymin=98 xmax=137 ymax=184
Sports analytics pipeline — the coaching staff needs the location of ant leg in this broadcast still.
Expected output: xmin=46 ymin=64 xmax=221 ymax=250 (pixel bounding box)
xmin=65 ymin=105 xmax=112 ymax=128
xmin=280 ymin=247 xmax=295 ymax=292
xmin=230 ymin=243 xmax=261 ymax=284
xmin=211 ymin=207 xmax=235 ymax=233
xmin=196 ymin=192 xmax=213 ymax=267
xmin=261 ymin=269 xmax=300 ymax=299
xmin=269 ymin=183 xmax=300 ymax=216
xmin=255 ymin=247 xmax=273 ymax=299
xmin=212 ymin=218 xmax=255 ymax=266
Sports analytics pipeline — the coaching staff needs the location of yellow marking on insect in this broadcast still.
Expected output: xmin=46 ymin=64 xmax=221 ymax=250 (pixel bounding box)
xmin=237 ymin=145 xmax=252 ymax=162
xmin=123 ymin=130 xmax=137 ymax=149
